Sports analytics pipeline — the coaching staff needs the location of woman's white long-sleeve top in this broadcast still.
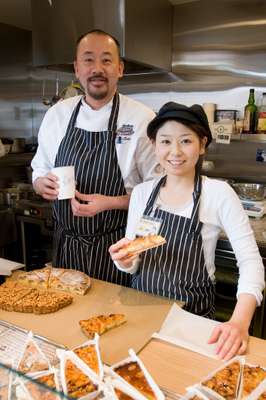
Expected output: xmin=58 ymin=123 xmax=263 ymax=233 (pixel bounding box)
xmin=117 ymin=176 xmax=265 ymax=305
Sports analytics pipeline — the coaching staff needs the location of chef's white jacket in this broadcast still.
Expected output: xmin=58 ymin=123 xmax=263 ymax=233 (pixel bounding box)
xmin=32 ymin=94 xmax=158 ymax=193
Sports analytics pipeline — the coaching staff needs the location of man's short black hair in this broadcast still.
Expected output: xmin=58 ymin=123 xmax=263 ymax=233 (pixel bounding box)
xmin=76 ymin=29 xmax=121 ymax=59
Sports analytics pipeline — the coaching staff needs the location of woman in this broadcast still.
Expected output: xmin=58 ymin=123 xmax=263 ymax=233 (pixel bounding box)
xmin=109 ymin=102 xmax=265 ymax=360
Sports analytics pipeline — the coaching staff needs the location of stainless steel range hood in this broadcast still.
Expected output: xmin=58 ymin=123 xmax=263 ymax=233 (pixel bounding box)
xmin=31 ymin=0 xmax=173 ymax=79
xmin=171 ymin=0 xmax=266 ymax=90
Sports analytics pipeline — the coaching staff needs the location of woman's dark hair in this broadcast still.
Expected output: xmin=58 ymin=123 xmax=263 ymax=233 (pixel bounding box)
xmin=147 ymin=117 xmax=209 ymax=143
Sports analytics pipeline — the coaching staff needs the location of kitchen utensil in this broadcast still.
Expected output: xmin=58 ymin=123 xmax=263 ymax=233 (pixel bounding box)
xmin=42 ymin=80 xmax=52 ymax=106
xmin=232 ymin=183 xmax=266 ymax=201
xmin=51 ymin=76 xmax=61 ymax=105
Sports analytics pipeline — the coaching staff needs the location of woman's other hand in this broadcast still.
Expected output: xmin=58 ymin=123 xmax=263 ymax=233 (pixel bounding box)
xmin=208 ymin=319 xmax=248 ymax=361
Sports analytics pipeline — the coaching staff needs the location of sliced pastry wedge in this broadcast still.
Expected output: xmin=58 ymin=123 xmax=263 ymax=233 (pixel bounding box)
xmin=79 ymin=313 xmax=127 ymax=339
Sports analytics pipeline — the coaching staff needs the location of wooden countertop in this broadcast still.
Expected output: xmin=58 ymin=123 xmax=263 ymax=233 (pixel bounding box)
xmin=1 ymin=275 xmax=266 ymax=397
xmin=139 ymin=336 xmax=266 ymax=396
xmin=1 ymin=278 xmax=175 ymax=365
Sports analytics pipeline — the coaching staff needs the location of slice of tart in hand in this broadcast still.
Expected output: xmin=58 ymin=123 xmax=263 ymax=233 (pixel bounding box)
xmin=122 ymin=235 xmax=166 ymax=258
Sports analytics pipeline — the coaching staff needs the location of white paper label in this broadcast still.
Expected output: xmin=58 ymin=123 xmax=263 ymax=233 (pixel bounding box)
xmin=216 ymin=132 xmax=231 ymax=144
xmin=136 ymin=216 xmax=162 ymax=236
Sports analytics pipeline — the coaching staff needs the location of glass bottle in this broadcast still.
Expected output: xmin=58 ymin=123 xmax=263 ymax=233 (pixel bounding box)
xmin=257 ymin=92 xmax=266 ymax=134
xmin=242 ymin=88 xmax=257 ymax=134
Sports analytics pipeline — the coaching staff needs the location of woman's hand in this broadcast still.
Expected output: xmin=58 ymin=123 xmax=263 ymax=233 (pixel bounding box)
xmin=208 ymin=293 xmax=256 ymax=360
xmin=109 ymin=238 xmax=138 ymax=269
xmin=208 ymin=319 xmax=249 ymax=361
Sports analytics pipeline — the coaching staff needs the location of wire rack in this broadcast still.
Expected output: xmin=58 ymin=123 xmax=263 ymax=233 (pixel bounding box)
xmin=0 ymin=320 xmax=65 ymax=366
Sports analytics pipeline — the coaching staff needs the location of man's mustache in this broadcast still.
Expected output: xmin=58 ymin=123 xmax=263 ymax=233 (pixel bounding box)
xmin=88 ymin=75 xmax=108 ymax=82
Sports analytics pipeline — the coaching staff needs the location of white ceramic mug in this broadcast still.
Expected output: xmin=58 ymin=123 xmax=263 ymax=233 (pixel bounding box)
xmin=51 ymin=166 xmax=75 ymax=200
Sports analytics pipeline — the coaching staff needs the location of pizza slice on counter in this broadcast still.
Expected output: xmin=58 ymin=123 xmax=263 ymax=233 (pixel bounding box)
xmin=122 ymin=235 xmax=166 ymax=258
xmin=79 ymin=314 xmax=127 ymax=339
xmin=202 ymin=360 xmax=242 ymax=400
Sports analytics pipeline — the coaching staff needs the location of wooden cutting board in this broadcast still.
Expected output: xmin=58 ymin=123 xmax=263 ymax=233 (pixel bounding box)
xmin=1 ymin=278 xmax=178 ymax=365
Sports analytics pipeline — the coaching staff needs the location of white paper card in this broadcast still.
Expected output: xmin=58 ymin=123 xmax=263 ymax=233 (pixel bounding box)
xmin=0 ymin=258 xmax=24 ymax=276
xmin=153 ymin=303 xmax=220 ymax=358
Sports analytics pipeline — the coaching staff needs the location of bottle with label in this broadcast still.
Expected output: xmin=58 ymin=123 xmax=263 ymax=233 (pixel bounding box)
xmin=257 ymin=92 xmax=266 ymax=134
xmin=243 ymin=88 xmax=257 ymax=134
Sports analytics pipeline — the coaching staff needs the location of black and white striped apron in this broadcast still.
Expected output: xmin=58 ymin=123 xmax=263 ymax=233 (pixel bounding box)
xmin=52 ymin=93 xmax=131 ymax=286
xmin=132 ymin=174 xmax=215 ymax=317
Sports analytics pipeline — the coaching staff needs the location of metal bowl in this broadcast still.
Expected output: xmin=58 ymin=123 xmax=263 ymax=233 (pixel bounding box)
xmin=232 ymin=183 xmax=266 ymax=201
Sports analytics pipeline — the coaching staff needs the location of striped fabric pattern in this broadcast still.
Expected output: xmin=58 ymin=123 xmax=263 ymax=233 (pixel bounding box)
xmin=52 ymin=93 xmax=131 ymax=286
xmin=132 ymin=175 xmax=215 ymax=317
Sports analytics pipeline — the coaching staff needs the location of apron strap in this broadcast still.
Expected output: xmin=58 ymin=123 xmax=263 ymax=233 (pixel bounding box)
xmin=143 ymin=174 xmax=203 ymax=233
xmin=108 ymin=92 xmax=120 ymax=132
xmin=189 ymin=174 xmax=202 ymax=232
xmin=143 ymin=175 xmax=167 ymax=215
xmin=65 ymin=98 xmax=83 ymax=132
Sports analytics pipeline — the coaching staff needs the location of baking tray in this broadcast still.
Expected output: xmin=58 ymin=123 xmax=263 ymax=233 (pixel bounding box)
xmin=0 ymin=319 xmax=66 ymax=366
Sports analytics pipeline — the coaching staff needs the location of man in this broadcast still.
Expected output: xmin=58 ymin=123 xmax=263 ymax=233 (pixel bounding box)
xmin=31 ymin=29 xmax=157 ymax=285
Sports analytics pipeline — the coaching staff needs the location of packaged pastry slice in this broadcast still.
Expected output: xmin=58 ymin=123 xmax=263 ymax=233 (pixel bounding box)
xmin=103 ymin=376 xmax=138 ymax=400
xmin=57 ymin=349 xmax=100 ymax=399
xmin=239 ymin=364 xmax=266 ymax=399
xmin=108 ymin=348 xmax=165 ymax=400
xmin=181 ymin=386 xmax=210 ymax=400
xmin=245 ymin=377 xmax=266 ymax=400
xmin=200 ymin=356 xmax=245 ymax=400
xmin=16 ymin=332 xmax=51 ymax=375
xmin=71 ymin=335 xmax=104 ymax=381
xmin=0 ymin=355 xmax=13 ymax=400
xmin=16 ymin=368 xmax=60 ymax=400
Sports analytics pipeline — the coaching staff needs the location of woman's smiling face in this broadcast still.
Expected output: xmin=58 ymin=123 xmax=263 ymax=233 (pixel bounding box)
xmin=154 ymin=120 xmax=207 ymax=177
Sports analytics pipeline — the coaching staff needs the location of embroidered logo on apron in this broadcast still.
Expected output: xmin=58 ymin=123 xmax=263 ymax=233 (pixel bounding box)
xmin=116 ymin=124 xmax=134 ymax=144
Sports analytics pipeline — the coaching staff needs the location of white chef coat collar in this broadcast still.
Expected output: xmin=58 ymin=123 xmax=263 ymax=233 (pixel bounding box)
xmin=81 ymin=95 xmax=116 ymax=112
